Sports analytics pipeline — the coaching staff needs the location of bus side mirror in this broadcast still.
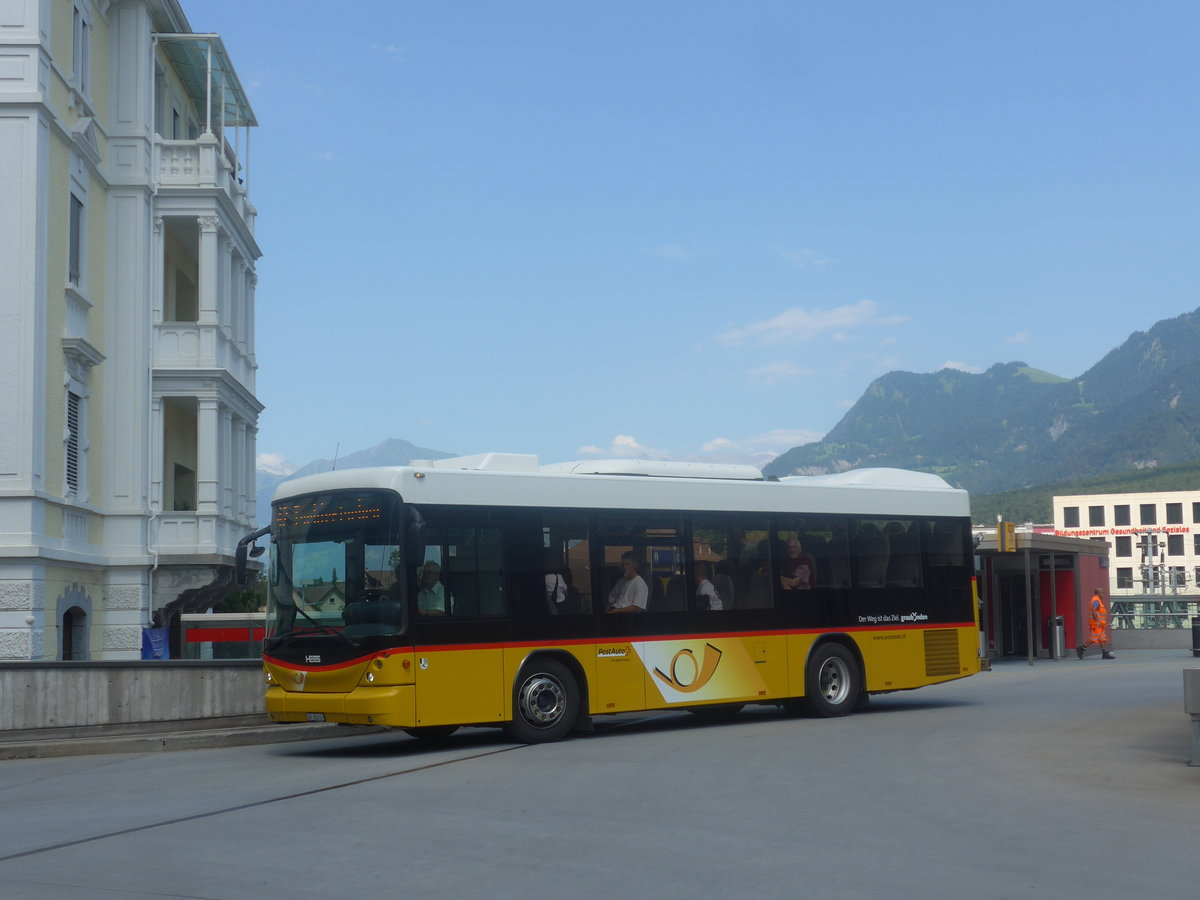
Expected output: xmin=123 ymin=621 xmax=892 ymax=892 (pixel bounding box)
xmin=235 ymin=525 xmax=271 ymax=585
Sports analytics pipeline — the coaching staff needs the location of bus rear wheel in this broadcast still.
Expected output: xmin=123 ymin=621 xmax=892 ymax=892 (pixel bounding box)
xmin=802 ymin=644 xmax=860 ymax=718
xmin=507 ymin=658 xmax=579 ymax=744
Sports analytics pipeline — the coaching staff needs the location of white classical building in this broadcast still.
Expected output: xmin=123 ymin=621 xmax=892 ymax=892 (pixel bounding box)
xmin=1053 ymin=490 xmax=1200 ymax=598
xmin=0 ymin=0 xmax=262 ymax=660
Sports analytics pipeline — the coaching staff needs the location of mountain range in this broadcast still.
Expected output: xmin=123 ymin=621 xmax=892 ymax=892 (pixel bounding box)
xmin=763 ymin=307 xmax=1200 ymax=494
xmin=254 ymin=308 xmax=1200 ymax=523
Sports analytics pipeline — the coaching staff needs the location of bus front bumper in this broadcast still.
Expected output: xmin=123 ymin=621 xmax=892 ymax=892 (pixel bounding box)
xmin=266 ymin=684 xmax=416 ymax=728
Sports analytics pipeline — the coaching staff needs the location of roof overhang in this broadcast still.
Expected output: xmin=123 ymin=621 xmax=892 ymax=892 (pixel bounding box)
xmin=154 ymin=33 xmax=257 ymax=128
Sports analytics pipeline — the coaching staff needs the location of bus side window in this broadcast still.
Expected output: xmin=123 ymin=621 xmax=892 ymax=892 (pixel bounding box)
xmin=445 ymin=526 xmax=506 ymax=617
xmin=884 ymin=520 xmax=923 ymax=588
xmin=541 ymin=514 xmax=590 ymax=615
xmin=740 ymin=524 xmax=773 ymax=608
xmin=854 ymin=521 xmax=889 ymax=588
xmin=692 ymin=518 xmax=731 ymax=610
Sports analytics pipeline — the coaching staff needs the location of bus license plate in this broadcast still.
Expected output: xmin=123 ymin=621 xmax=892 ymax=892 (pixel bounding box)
xmin=306 ymin=713 xmax=325 ymax=722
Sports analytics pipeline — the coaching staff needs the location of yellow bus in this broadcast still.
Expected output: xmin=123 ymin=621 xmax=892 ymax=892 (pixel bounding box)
xmin=237 ymin=453 xmax=979 ymax=743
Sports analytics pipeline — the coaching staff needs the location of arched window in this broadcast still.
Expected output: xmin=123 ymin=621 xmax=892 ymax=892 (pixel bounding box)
xmin=62 ymin=606 xmax=88 ymax=660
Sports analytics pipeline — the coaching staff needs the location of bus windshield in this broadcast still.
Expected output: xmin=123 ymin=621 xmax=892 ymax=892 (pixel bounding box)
xmin=266 ymin=489 xmax=409 ymax=651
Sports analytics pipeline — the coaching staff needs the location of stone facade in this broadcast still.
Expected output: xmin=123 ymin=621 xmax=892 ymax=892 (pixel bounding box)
xmin=0 ymin=0 xmax=262 ymax=660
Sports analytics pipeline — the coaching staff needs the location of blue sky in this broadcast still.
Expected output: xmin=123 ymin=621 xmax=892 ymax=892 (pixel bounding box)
xmin=189 ymin=1 xmax=1198 ymax=471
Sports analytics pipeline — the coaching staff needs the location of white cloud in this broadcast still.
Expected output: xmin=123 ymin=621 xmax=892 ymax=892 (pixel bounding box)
xmin=941 ymin=360 xmax=983 ymax=374
xmin=1006 ymin=330 xmax=1030 ymax=343
xmin=314 ymin=150 xmax=335 ymax=161
xmin=699 ymin=428 xmax=823 ymax=466
xmin=578 ymin=427 xmax=822 ymax=468
xmin=777 ymin=247 xmax=830 ymax=268
xmin=650 ymin=244 xmax=692 ymax=261
xmin=747 ymin=361 xmax=815 ymax=386
xmin=717 ymin=300 xmax=909 ymax=347
xmin=578 ymin=434 xmax=672 ymax=460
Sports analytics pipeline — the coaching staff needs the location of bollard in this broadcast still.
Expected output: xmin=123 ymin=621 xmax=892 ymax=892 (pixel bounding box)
xmin=1185 ymin=669 xmax=1200 ymax=766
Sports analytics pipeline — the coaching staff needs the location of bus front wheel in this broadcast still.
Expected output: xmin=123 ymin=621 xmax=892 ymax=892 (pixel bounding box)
xmin=507 ymin=658 xmax=579 ymax=744
xmin=802 ymin=644 xmax=860 ymax=718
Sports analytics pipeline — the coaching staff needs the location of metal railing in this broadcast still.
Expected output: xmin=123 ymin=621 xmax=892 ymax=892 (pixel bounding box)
xmin=1110 ymin=597 xmax=1200 ymax=630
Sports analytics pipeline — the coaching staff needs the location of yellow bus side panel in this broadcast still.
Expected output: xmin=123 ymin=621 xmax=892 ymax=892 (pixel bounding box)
xmin=591 ymin=643 xmax=646 ymax=714
xmin=414 ymin=647 xmax=505 ymax=727
xmin=785 ymin=634 xmax=820 ymax=697
xmin=856 ymin=625 xmax=979 ymax=692
xmin=637 ymin=635 xmax=790 ymax=707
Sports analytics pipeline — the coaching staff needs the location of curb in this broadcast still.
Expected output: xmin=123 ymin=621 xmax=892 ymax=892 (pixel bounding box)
xmin=0 ymin=722 xmax=387 ymax=761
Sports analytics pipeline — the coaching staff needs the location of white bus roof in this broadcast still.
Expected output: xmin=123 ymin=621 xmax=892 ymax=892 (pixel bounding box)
xmin=272 ymin=455 xmax=970 ymax=519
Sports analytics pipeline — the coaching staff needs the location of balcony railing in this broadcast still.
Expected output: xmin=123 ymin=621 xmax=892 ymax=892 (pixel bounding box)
xmin=154 ymin=322 xmax=254 ymax=388
xmin=155 ymin=512 xmax=253 ymax=561
xmin=155 ymin=135 xmax=255 ymax=231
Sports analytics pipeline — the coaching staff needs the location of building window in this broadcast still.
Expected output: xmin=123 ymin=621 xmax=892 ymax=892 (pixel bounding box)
xmin=1193 ymin=503 xmax=1200 ymax=524
xmin=1063 ymin=507 xmax=1079 ymax=528
xmin=68 ymin=194 xmax=84 ymax=285
xmin=1116 ymin=568 xmax=1133 ymax=590
xmin=1168 ymin=534 xmax=1184 ymax=556
xmin=1194 ymin=534 xmax=1200 ymax=556
xmin=72 ymin=5 xmax=91 ymax=95
xmin=1166 ymin=503 xmax=1183 ymax=525
xmin=66 ymin=391 xmax=81 ymax=494
xmin=1088 ymin=506 xmax=1105 ymax=527
xmin=1115 ymin=536 xmax=1131 ymax=557
xmin=1114 ymin=505 xmax=1130 ymax=526
xmin=1140 ymin=504 xmax=1157 ymax=526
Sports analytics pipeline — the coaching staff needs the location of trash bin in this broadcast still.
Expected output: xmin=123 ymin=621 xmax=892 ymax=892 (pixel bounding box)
xmin=1049 ymin=615 xmax=1065 ymax=659
xmin=1192 ymin=617 xmax=1200 ymax=658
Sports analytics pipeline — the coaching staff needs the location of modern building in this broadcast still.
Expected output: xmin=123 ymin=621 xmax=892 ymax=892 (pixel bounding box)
xmin=1053 ymin=490 xmax=1200 ymax=598
xmin=0 ymin=0 xmax=261 ymax=660
xmin=973 ymin=527 xmax=1109 ymax=659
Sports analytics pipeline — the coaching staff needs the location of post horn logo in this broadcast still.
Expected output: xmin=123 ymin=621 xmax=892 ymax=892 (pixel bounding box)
xmin=652 ymin=642 xmax=723 ymax=693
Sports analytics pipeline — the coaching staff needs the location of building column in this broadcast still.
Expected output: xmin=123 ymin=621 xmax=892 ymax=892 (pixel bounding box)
xmin=220 ymin=406 xmax=233 ymax=517
xmin=247 ymin=424 xmax=259 ymax=523
xmin=196 ymin=397 xmax=219 ymax=515
xmin=245 ymin=270 xmax=257 ymax=369
xmin=232 ymin=418 xmax=247 ymax=523
xmin=149 ymin=395 xmax=163 ymax=513
xmin=196 ymin=216 xmax=220 ymax=326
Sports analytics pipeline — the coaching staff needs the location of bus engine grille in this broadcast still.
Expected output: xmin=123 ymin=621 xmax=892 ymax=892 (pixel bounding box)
xmin=923 ymin=629 xmax=960 ymax=677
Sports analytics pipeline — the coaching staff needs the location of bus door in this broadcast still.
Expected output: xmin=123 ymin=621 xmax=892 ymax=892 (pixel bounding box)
xmin=411 ymin=525 xmax=507 ymax=727
xmin=592 ymin=538 xmax=651 ymax=712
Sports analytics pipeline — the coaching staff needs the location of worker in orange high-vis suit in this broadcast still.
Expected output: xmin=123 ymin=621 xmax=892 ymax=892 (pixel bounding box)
xmin=1076 ymin=588 xmax=1115 ymax=659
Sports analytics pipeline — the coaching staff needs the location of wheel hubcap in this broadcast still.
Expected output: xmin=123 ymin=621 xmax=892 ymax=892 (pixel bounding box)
xmin=518 ymin=674 xmax=566 ymax=727
xmin=819 ymin=658 xmax=850 ymax=705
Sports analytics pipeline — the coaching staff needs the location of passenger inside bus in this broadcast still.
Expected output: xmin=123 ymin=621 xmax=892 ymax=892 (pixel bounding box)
xmin=606 ymin=551 xmax=648 ymax=614
xmin=780 ymin=537 xmax=816 ymax=590
xmin=694 ymin=561 xmax=722 ymax=610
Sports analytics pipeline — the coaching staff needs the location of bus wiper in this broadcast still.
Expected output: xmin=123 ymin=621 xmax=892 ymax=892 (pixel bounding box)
xmin=287 ymin=601 xmax=361 ymax=649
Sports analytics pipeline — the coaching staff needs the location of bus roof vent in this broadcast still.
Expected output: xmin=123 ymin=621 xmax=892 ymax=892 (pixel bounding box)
xmin=414 ymin=453 xmax=542 ymax=473
xmin=541 ymin=459 xmax=764 ymax=480
xmin=779 ymin=468 xmax=954 ymax=490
